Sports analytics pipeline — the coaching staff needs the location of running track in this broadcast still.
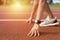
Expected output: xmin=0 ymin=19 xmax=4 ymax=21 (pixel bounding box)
xmin=0 ymin=7 xmax=60 ymax=40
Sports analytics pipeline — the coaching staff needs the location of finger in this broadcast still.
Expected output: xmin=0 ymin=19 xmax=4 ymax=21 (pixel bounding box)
xmin=29 ymin=32 xmax=34 ymax=37
xmin=37 ymin=31 xmax=40 ymax=37
xmin=27 ymin=31 xmax=32 ymax=36
xmin=34 ymin=31 xmax=37 ymax=37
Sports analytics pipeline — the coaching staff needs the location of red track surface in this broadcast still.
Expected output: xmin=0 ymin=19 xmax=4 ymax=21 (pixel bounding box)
xmin=0 ymin=7 xmax=60 ymax=40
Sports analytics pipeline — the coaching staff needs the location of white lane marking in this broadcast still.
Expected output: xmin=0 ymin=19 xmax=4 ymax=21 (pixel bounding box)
xmin=0 ymin=19 xmax=27 ymax=21
xmin=0 ymin=19 xmax=60 ymax=21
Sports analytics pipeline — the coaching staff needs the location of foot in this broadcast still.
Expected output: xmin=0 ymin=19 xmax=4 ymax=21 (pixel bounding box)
xmin=40 ymin=16 xmax=59 ymax=27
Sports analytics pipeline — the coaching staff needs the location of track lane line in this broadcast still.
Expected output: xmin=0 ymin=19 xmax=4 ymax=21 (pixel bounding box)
xmin=0 ymin=19 xmax=60 ymax=21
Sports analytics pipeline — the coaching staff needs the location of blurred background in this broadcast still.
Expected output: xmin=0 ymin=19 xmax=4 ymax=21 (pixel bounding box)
xmin=0 ymin=0 xmax=60 ymax=5
xmin=0 ymin=0 xmax=60 ymax=19
xmin=0 ymin=0 xmax=60 ymax=9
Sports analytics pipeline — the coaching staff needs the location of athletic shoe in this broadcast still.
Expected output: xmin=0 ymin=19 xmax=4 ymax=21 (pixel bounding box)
xmin=39 ymin=16 xmax=59 ymax=27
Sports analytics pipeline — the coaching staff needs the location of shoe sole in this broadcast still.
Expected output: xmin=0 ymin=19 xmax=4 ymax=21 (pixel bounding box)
xmin=40 ymin=22 xmax=59 ymax=27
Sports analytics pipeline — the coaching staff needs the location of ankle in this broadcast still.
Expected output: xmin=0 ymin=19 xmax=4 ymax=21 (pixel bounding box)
xmin=47 ymin=16 xmax=55 ymax=19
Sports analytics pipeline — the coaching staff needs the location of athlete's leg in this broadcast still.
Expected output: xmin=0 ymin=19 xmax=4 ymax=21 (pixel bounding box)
xmin=44 ymin=0 xmax=54 ymax=18
xmin=40 ymin=0 xmax=59 ymax=26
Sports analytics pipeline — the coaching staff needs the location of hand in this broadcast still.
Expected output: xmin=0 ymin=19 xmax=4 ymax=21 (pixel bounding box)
xmin=27 ymin=24 xmax=40 ymax=37
xmin=26 ymin=17 xmax=34 ymax=24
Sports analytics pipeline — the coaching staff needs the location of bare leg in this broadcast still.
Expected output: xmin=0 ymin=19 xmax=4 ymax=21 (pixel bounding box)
xmin=39 ymin=0 xmax=59 ymax=26
xmin=44 ymin=0 xmax=54 ymax=18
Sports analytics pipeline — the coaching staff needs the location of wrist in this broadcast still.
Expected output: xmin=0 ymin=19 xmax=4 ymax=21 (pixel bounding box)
xmin=34 ymin=20 xmax=41 ymax=24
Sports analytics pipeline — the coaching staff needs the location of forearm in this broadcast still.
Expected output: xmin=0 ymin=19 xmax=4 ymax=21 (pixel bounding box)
xmin=30 ymin=0 xmax=38 ymax=19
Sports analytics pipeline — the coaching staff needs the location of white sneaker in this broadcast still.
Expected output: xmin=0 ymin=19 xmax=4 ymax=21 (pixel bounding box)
xmin=40 ymin=16 xmax=59 ymax=27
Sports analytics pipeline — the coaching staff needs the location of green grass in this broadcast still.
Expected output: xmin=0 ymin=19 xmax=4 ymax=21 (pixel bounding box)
xmin=49 ymin=4 xmax=60 ymax=9
xmin=30 ymin=4 xmax=60 ymax=9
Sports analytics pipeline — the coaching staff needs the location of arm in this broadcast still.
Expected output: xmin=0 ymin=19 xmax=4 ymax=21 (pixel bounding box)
xmin=26 ymin=0 xmax=39 ymax=23
xmin=30 ymin=0 xmax=39 ymax=19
